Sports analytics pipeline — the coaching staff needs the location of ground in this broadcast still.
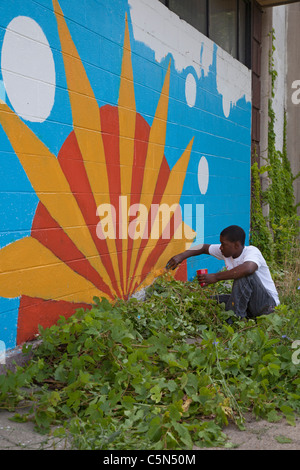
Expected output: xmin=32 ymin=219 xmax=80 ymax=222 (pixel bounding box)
xmin=198 ymin=413 xmax=300 ymax=450
xmin=0 ymin=408 xmax=299 ymax=450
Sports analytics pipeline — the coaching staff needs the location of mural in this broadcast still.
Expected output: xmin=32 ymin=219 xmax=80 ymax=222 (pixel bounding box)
xmin=0 ymin=0 xmax=251 ymax=349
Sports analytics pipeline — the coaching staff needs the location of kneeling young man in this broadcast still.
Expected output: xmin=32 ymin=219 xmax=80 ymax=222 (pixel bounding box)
xmin=166 ymin=225 xmax=279 ymax=319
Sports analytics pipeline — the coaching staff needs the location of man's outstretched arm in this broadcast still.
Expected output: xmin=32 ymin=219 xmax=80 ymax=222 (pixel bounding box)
xmin=166 ymin=243 xmax=211 ymax=270
xmin=198 ymin=261 xmax=258 ymax=285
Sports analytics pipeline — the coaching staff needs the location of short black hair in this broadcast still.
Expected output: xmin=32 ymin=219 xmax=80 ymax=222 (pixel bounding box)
xmin=220 ymin=225 xmax=246 ymax=246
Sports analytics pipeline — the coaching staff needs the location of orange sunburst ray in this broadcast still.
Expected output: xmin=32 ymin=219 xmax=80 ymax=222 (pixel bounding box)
xmin=0 ymin=237 xmax=109 ymax=303
xmin=52 ymin=0 xmax=122 ymax=296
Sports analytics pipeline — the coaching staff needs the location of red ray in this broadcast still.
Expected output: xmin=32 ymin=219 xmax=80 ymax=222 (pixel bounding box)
xmin=99 ymin=105 xmax=124 ymax=295
xmin=17 ymin=295 xmax=91 ymax=344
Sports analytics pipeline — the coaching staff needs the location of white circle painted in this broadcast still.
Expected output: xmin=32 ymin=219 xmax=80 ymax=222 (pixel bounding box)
xmin=1 ymin=16 xmax=55 ymax=122
xmin=185 ymin=73 xmax=197 ymax=108
xmin=198 ymin=156 xmax=209 ymax=195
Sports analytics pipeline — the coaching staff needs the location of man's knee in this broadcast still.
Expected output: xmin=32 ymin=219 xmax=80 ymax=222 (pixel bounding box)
xmin=233 ymin=272 xmax=256 ymax=287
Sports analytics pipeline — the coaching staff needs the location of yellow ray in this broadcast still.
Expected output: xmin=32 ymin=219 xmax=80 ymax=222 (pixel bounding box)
xmin=128 ymin=63 xmax=171 ymax=283
xmin=0 ymin=237 xmax=109 ymax=304
xmin=0 ymin=101 xmax=116 ymax=296
xmin=133 ymin=266 xmax=175 ymax=293
xmin=149 ymin=138 xmax=193 ymax=241
xmin=52 ymin=0 xmax=121 ymax=294
xmin=133 ymin=222 xmax=195 ymax=293
xmin=118 ymin=14 xmax=136 ymax=123
xmin=118 ymin=14 xmax=136 ymax=294
xmin=52 ymin=0 xmax=103 ymax=133
xmin=129 ymin=220 xmax=195 ymax=296
xmin=141 ymin=62 xmax=171 ymax=197
xmin=131 ymin=138 xmax=194 ymax=291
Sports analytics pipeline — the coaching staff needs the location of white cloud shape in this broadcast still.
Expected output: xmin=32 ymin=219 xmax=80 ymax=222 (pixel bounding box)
xmin=1 ymin=16 xmax=56 ymax=122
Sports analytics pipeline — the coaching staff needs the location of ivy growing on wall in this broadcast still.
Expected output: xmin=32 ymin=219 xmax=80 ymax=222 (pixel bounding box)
xmin=250 ymin=29 xmax=299 ymax=265
xmin=250 ymin=158 xmax=274 ymax=263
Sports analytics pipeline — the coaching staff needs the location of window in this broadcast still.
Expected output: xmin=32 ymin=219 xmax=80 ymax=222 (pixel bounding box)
xmin=158 ymin=0 xmax=251 ymax=67
xmin=209 ymin=0 xmax=237 ymax=58
xmin=168 ymin=0 xmax=207 ymax=36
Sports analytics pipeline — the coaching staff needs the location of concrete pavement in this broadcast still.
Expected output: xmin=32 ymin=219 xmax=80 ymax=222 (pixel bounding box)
xmin=0 ymin=409 xmax=69 ymax=450
xmin=0 ymin=341 xmax=70 ymax=450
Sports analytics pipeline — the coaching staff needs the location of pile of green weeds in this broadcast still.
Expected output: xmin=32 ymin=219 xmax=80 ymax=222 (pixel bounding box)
xmin=0 ymin=276 xmax=299 ymax=449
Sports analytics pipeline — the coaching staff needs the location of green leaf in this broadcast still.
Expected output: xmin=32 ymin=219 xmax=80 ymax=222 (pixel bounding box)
xmin=275 ymin=435 xmax=293 ymax=444
xmin=168 ymin=404 xmax=181 ymax=422
xmin=150 ymin=385 xmax=162 ymax=403
xmin=267 ymin=409 xmax=282 ymax=423
xmin=54 ymin=364 xmax=66 ymax=382
xmin=173 ymin=422 xmax=193 ymax=448
xmin=122 ymin=396 xmax=135 ymax=410
xmin=280 ymin=405 xmax=296 ymax=426
xmin=167 ymin=380 xmax=178 ymax=392
xmin=148 ymin=416 xmax=162 ymax=442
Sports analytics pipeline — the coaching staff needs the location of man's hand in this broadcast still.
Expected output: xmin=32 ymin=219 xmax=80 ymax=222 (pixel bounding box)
xmin=166 ymin=253 xmax=185 ymax=270
xmin=197 ymin=272 xmax=218 ymax=286
xmin=166 ymin=245 xmax=211 ymax=270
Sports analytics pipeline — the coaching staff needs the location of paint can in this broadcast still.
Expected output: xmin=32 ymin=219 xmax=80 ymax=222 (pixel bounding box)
xmin=197 ymin=268 xmax=208 ymax=287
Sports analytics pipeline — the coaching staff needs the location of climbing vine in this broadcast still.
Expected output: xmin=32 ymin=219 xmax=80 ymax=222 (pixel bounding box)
xmin=250 ymin=158 xmax=274 ymax=263
xmin=250 ymin=29 xmax=299 ymax=265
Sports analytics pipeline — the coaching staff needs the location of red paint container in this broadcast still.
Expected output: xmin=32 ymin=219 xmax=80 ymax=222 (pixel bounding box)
xmin=197 ymin=268 xmax=208 ymax=287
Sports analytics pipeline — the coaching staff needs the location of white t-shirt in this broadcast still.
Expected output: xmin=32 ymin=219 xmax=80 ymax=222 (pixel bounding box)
xmin=208 ymin=244 xmax=280 ymax=305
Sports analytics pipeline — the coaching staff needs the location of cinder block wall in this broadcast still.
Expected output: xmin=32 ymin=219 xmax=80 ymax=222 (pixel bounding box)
xmin=0 ymin=0 xmax=252 ymax=351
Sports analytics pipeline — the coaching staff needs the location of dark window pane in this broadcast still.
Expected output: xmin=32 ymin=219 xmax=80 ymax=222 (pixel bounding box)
xmin=239 ymin=0 xmax=246 ymax=64
xmin=209 ymin=0 xmax=237 ymax=58
xmin=169 ymin=0 xmax=207 ymax=35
